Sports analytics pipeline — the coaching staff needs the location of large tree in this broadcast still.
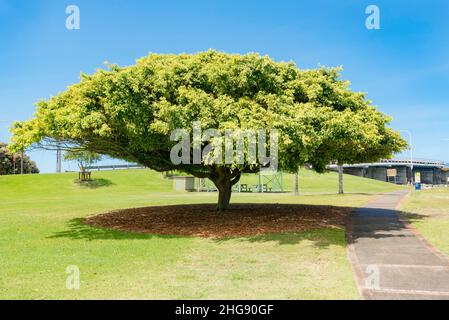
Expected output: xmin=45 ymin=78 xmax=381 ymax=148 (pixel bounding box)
xmin=10 ymin=50 xmax=405 ymax=210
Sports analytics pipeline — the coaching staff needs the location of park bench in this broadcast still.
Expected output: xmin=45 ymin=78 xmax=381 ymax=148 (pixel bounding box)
xmin=78 ymin=170 xmax=91 ymax=181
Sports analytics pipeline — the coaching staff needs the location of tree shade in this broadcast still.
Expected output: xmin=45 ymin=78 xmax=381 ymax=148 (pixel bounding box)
xmin=10 ymin=50 xmax=406 ymax=210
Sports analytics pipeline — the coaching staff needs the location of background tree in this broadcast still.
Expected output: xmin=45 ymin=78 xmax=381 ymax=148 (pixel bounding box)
xmin=0 ymin=142 xmax=39 ymax=175
xmin=64 ymin=150 xmax=102 ymax=171
xmin=10 ymin=50 xmax=406 ymax=210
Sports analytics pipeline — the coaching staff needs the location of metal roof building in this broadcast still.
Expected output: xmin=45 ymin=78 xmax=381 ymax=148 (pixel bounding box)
xmin=329 ymin=159 xmax=449 ymax=185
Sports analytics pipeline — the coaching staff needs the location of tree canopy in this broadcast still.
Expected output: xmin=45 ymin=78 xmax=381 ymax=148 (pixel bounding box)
xmin=10 ymin=50 xmax=406 ymax=210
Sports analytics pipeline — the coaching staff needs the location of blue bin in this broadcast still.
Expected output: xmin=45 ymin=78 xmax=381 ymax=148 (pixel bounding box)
xmin=415 ymin=183 xmax=421 ymax=190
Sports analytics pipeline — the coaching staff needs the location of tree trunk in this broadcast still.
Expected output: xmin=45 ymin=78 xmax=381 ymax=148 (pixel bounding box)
xmin=211 ymin=168 xmax=241 ymax=211
xmin=338 ymin=164 xmax=344 ymax=194
xmin=294 ymin=172 xmax=299 ymax=195
xmin=217 ymin=181 xmax=232 ymax=211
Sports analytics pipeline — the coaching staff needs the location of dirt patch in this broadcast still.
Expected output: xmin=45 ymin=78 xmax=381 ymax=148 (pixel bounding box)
xmin=86 ymin=203 xmax=352 ymax=238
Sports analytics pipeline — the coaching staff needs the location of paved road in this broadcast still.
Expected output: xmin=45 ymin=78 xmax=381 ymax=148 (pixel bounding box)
xmin=347 ymin=190 xmax=449 ymax=300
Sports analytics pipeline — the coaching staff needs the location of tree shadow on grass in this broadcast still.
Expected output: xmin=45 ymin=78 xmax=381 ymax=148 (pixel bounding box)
xmin=74 ymin=178 xmax=114 ymax=189
xmin=239 ymin=209 xmax=428 ymax=248
xmin=215 ymin=229 xmax=346 ymax=248
xmin=404 ymin=212 xmax=430 ymax=222
xmin=48 ymin=218 xmax=180 ymax=241
xmin=48 ymin=205 xmax=429 ymax=249
xmin=49 ymin=218 xmax=345 ymax=250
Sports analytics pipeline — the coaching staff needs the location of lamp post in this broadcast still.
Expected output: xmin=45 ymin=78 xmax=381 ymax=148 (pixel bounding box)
xmin=294 ymin=171 xmax=299 ymax=195
xmin=56 ymin=141 xmax=62 ymax=173
xmin=20 ymin=149 xmax=24 ymax=174
xmin=400 ymin=130 xmax=413 ymax=184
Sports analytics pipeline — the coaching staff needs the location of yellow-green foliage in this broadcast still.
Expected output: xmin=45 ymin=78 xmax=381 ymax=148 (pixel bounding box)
xmin=11 ymin=50 xmax=405 ymax=173
xmin=10 ymin=51 xmax=406 ymax=209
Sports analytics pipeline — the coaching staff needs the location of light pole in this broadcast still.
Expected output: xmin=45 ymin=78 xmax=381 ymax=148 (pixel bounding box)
xmin=20 ymin=149 xmax=24 ymax=174
xmin=400 ymin=130 xmax=413 ymax=184
xmin=294 ymin=171 xmax=299 ymax=195
xmin=56 ymin=141 xmax=62 ymax=173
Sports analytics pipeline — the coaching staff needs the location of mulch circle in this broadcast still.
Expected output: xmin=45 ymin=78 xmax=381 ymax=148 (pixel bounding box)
xmin=85 ymin=203 xmax=352 ymax=238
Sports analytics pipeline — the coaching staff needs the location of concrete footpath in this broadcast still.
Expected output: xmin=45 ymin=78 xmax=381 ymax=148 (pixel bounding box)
xmin=347 ymin=190 xmax=449 ymax=300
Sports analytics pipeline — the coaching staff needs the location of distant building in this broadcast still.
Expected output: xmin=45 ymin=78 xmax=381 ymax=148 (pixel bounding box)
xmin=329 ymin=159 xmax=449 ymax=185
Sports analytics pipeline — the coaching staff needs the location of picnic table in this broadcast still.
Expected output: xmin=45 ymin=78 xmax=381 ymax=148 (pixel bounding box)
xmin=237 ymin=184 xmax=271 ymax=193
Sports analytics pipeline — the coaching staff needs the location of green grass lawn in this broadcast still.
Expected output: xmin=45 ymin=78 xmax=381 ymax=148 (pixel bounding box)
xmin=401 ymin=187 xmax=449 ymax=256
xmin=0 ymin=169 xmax=403 ymax=299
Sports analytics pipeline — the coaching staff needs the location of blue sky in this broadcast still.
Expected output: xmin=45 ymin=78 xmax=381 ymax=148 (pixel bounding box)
xmin=1 ymin=0 xmax=448 ymax=173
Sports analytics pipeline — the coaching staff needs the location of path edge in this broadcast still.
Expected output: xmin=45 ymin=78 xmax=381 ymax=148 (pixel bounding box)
xmin=395 ymin=191 xmax=449 ymax=267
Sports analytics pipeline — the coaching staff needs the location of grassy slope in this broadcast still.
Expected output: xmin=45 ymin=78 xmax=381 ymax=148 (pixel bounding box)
xmin=0 ymin=169 xmax=402 ymax=299
xmin=401 ymin=188 xmax=449 ymax=256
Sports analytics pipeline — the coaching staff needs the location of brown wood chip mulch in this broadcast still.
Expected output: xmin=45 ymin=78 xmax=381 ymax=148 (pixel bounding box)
xmin=85 ymin=203 xmax=352 ymax=238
